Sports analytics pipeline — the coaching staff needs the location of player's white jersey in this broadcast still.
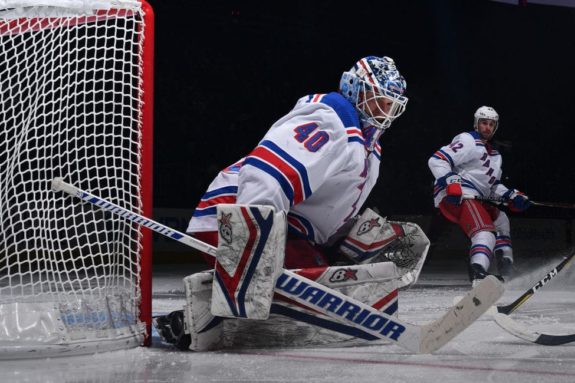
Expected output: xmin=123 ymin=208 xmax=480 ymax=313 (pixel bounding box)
xmin=428 ymin=131 xmax=509 ymax=207
xmin=187 ymin=92 xmax=382 ymax=245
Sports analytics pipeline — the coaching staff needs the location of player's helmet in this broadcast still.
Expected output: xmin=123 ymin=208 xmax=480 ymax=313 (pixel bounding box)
xmin=339 ymin=56 xmax=408 ymax=149
xmin=473 ymin=106 xmax=499 ymax=137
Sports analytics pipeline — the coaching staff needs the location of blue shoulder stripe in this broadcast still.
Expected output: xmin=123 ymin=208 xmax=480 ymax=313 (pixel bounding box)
xmin=202 ymin=186 xmax=238 ymax=200
xmin=319 ymin=92 xmax=360 ymax=128
xmin=347 ymin=136 xmax=365 ymax=145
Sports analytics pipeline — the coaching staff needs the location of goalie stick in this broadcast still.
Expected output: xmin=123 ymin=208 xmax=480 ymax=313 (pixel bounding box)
xmin=488 ymin=251 xmax=575 ymax=345
xmin=51 ymin=177 xmax=504 ymax=354
xmin=463 ymin=194 xmax=575 ymax=210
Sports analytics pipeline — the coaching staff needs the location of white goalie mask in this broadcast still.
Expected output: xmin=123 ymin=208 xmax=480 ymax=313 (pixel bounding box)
xmin=474 ymin=106 xmax=499 ymax=137
xmin=339 ymin=56 xmax=408 ymax=150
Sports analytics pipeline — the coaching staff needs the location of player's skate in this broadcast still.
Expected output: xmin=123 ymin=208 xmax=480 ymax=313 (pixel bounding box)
xmin=469 ymin=263 xmax=504 ymax=287
xmin=495 ymin=249 xmax=514 ymax=278
xmin=153 ymin=310 xmax=191 ymax=351
xmin=154 ymin=271 xmax=224 ymax=351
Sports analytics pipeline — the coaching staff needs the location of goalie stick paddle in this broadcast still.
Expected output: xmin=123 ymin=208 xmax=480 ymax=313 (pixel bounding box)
xmin=51 ymin=177 xmax=504 ymax=354
xmin=463 ymin=194 xmax=575 ymax=210
xmin=489 ymin=252 xmax=575 ymax=345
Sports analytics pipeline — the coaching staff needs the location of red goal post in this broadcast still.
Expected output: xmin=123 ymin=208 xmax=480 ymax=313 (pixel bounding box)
xmin=0 ymin=0 xmax=154 ymax=357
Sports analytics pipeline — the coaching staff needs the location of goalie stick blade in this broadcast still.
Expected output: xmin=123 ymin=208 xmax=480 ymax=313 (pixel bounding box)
xmin=490 ymin=308 xmax=575 ymax=346
xmin=51 ymin=177 xmax=65 ymax=192
xmin=419 ymin=276 xmax=505 ymax=354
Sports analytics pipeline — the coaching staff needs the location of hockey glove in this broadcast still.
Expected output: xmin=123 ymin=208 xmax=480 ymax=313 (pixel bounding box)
xmin=440 ymin=172 xmax=463 ymax=205
xmin=503 ymin=189 xmax=531 ymax=212
xmin=339 ymin=208 xmax=402 ymax=264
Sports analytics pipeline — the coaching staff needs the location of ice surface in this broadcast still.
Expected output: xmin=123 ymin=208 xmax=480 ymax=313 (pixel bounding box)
xmin=0 ymin=263 xmax=573 ymax=383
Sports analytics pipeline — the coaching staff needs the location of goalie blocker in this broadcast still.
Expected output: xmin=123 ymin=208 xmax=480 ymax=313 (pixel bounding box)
xmin=211 ymin=204 xmax=286 ymax=320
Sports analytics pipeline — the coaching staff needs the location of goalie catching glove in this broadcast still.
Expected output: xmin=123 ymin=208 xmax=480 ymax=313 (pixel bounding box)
xmin=339 ymin=208 xmax=404 ymax=264
xmin=502 ymin=189 xmax=531 ymax=212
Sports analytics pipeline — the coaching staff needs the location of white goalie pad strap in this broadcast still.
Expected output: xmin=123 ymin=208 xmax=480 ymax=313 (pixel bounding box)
xmin=339 ymin=208 xmax=403 ymax=264
xmin=183 ymin=272 xmax=223 ymax=351
xmin=211 ymin=204 xmax=287 ymax=319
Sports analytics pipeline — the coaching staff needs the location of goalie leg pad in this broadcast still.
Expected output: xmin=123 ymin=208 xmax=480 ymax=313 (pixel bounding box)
xmin=222 ymin=262 xmax=403 ymax=349
xmin=183 ymin=271 xmax=224 ymax=351
xmin=339 ymin=208 xmax=403 ymax=264
xmin=211 ymin=204 xmax=286 ymax=319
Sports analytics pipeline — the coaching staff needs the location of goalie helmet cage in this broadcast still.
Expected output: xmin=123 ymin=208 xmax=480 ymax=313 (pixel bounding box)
xmin=0 ymin=0 xmax=154 ymax=358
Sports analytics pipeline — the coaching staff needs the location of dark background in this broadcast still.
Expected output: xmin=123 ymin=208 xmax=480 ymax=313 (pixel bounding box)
xmin=147 ymin=0 xmax=575 ymax=222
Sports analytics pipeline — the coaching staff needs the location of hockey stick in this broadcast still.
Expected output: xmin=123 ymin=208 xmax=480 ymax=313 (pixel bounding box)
xmin=51 ymin=177 xmax=504 ymax=354
xmin=488 ymin=252 xmax=575 ymax=345
xmin=463 ymin=194 xmax=575 ymax=209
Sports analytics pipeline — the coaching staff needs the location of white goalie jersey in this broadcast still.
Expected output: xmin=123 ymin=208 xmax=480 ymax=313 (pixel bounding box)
xmin=188 ymin=92 xmax=382 ymax=245
xmin=428 ymin=131 xmax=511 ymax=207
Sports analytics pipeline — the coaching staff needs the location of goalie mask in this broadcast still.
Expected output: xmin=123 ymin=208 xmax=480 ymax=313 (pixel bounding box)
xmin=473 ymin=106 xmax=499 ymax=139
xmin=339 ymin=56 xmax=408 ymax=150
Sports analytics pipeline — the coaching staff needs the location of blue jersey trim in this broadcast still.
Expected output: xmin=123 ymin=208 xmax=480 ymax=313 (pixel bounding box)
xmin=192 ymin=206 xmax=217 ymax=217
xmin=287 ymin=211 xmax=316 ymax=242
xmin=469 ymin=131 xmax=481 ymax=140
xmin=438 ymin=149 xmax=455 ymax=167
xmin=347 ymin=136 xmax=365 ymax=145
xmin=260 ymin=140 xmax=312 ymax=199
xmin=243 ymin=157 xmax=295 ymax=206
xmin=320 ymin=92 xmax=360 ymax=129
xmin=202 ymin=186 xmax=238 ymax=200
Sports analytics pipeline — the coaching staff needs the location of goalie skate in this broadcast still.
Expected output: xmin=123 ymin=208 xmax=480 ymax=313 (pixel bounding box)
xmin=153 ymin=311 xmax=190 ymax=351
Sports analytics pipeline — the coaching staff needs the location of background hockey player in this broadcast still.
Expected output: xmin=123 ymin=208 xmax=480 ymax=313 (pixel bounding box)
xmin=189 ymin=55 xmax=409 ymax=269
xmin=428 ymin=106 xmax=531 ymax=285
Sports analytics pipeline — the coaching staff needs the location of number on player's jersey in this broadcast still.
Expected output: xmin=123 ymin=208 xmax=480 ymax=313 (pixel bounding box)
xmin=449 ymin=142 xmax=463 ymax=152
xmin=293 ymin=123 xmax=329 ymax=152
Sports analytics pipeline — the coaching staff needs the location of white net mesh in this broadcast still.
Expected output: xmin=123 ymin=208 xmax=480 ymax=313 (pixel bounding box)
xmin=0 ymin=0 xmax=150 ymax=358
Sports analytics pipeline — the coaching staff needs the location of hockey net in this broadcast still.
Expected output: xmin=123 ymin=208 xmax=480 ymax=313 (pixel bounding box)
xmin=0 ymin=0 xmax=154 ymax=358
